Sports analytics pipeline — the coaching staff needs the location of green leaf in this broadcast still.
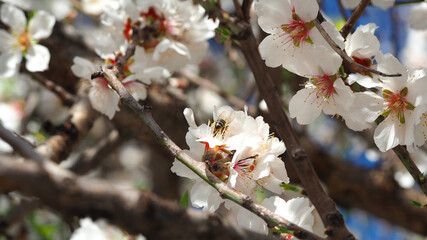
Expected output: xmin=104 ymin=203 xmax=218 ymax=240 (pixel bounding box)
xmin=180 ymin=191 xmax=189 ymax=208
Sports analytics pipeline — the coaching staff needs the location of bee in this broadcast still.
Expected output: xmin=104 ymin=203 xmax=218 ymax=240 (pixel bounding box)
xmin=202 ymin=143 xmax=235 ymax=181
xmin=212 ymin=110 xmax=235 ymax=137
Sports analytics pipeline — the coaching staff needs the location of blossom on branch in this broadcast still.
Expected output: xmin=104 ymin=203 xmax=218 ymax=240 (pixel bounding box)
xmin=373 ymin=54 xmax=427 ymax=152
xmin=254 ymin=0 xmax=344 ymax=76
xmin=94 ymin=0 xmax=218 ymax=72
xmin=234 ymin=196 xmax=323 ymax=239
xmin=171 ymin=106 xmax=289 ymax=211
xmin=345 ymin=23 xmax=383 ymax=88
xmin=0 ymin=4 xmax=55 ymax=77
xmin=71 ymin=51 xmax=168 ymax=119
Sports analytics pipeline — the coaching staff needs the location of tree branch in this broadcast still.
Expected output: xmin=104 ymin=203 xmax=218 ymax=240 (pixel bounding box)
xmin=0 ymin=158 xmax=280 ymax=240
xmin=314 ymin=19 xmax=401 ymax=78
xmin=36 ymin=99 xmax=98 ymax=163
xmin=96 ymin=66 xmax=326 ymax=240
xmin=198 ymin=1 xmax=355 ymax=239
xmin=340 ymin=0 xmax=371 ymax=38
xmin=393 ymin=146 xmax=427 ymax=196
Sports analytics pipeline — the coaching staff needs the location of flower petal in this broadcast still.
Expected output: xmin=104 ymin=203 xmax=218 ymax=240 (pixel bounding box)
xmin=71 ymin=56 xmax=99 ymax=79
xmin=291 ymin=0 xmax=319 ymax=22
xmin=28 ymin=10 xmax=55 ymax=39
xmin=0 ymin=49 xmax=22 ymax=78
xmin=25 ymin=44 xmax=50 ymax=72
xmin=1 ymin=4 xmax=26 ymax=33
xmin=289 ymin=88 xmax=322 ymax=124
xmin=89 ymin=78 xmax=120 ymax=119
xmin=254 ymin=0 xmax=291 ymax=34
xmin=124 ymin=81 xmax=147 ymax=101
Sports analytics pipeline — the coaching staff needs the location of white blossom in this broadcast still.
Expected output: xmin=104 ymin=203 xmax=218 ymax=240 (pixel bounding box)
xmin=373 ymin=55 xmax=427 ymax=152
xmin=94 ymin=0 xmax=218 ymax=72
xmin=71 ymin=54 xmax=167 ymax=119
xmin=70 ymin=218 xmax=145 ymax=240
xmin=234 ymin=197 xmax=322 ymax=239
xmin=171 ymin=106 xmax=289 ymax=211
xmin=254 ymin=0 xmax=344 ymax=76
xmin=0 ymin=0 xmax=72 ymax=20
xmin=0 ymin=4 xmax=55 ymax=77
xmin=345 ymin=23 xmax=383 ymax=88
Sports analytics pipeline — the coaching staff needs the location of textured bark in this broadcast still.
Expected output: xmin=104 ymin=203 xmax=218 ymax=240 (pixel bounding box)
xmin=0 ymin=158 xmax=278 ymax=240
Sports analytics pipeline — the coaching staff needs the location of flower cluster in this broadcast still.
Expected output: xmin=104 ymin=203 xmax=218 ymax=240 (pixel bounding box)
xmin=255 ymin=0 xmax=427 ymax=153
xmin=94 ymin=0 xmax=218 ymax=72
xmin=171 ymin=106 xmax=321 ymax=236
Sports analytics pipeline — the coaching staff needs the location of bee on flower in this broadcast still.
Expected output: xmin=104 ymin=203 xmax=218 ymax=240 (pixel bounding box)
xmin=171 ymin=106 xmax=289 ymax=211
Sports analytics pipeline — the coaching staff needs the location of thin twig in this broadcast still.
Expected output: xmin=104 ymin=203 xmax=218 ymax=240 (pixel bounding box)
xmin=98 ymin=66 xmax=326 ymax=240
xmin=68 ymin=130 xmax=121 ymax=174
xmin=394 ymin=0 xmax=424 ymax=5
xmin=0 ymin=123 xmax=44 ymax=164
xmin=28 ymin=72 xmax=76 ymax=107
xmin=393 ymin=146 xmax=427 ymax=196
xmin=340 ymin=0 xmax=371 ymax=38
xmin=314 ymin=19 xmax=401 ymax=77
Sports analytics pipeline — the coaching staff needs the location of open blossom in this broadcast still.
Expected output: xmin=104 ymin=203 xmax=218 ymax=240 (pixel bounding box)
xmin=254 ymin=0 xmax=344 ymax=76
xmin=288 ymin=50 xmax=362 ymax=130
xmin=0 ymin=4 xmax=55 ymax=77
xmin=373 ymin=55 xmax=427 ymax=152
xmin=94 ymin=0 xmax=218 ymax=72
xmin=171 ymin=106 xmax=289 ymax=211
xmin=345 ymin=24 xmax=383 ymax=88
xmin=0 ymin=0 xmax=72 ymax=20
xmin=71 ymin=48 xmax=168 ymax=119
xmin=70 ymin=218 xmax=145 ymax=240
xmin=234 ymin=196 xmax=322 ymax=239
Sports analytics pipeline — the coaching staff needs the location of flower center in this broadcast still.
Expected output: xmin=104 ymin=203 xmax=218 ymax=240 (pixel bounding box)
xmin=139 ymin=7 xmax=169 ymax=50
xmin=278 ymin=13 xmax=314 ymax=48
xmin=382 ymin=87 xmax=415 ymax=124
xmin=233 ymin=155 xmax=257 ymax=174
xmin=310 ymin=74 xmax=338 ymax=99
xmin=17 ymin=32 xmax=32 ymax=52
xmin=352 ymin=56 xmax=373 ymax=77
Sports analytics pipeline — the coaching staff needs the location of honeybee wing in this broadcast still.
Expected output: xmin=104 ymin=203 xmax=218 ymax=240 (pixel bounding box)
xmin=216 ymin=109 xmax=235 ymax=123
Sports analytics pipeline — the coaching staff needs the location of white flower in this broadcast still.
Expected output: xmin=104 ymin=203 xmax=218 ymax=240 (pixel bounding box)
xmin=171 ymin=106 xmax=289 ymax=211
xmin=234 ymin=196 xmax=321 ymax=239
xmin=71 ymin=54 xmax=166 ymax=119
xmin=0 ymin=0 xmax=72 ymax=20
xmin=81 ymin=0 xmax=116 ymax=16
xmin=288 ymin=51 xmax=367 ymax=130
xmin=345 ymin=23 xmax=382 ymax=88
xmin=70 ymin=217 xmax=146 ymax=240
xmin=94 ymin=0 xmax=218 ymax=72
xmin=340 ymin=0 xmax=395 ymax=10
xmin=409 ymin=2 xmax=427 ymax=30
xmin=0 ymin=4 xmax=55 ymax=77
xmin=0 ymin=102 xmax=23 ymax=152
xmin=373 ymin=55 xmax=427 ymax=152
xmin=254 ymin=0 xmax=344 ymax=76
